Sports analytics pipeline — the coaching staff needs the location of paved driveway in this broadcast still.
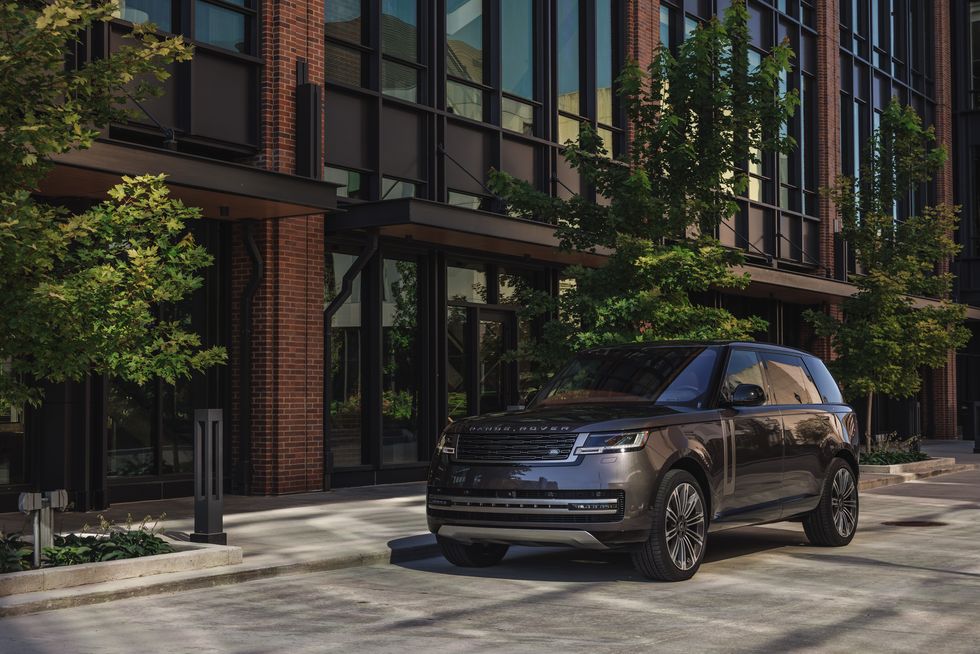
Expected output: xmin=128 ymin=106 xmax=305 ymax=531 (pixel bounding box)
xmin=3 ymin=470 xmax=980 ymax=653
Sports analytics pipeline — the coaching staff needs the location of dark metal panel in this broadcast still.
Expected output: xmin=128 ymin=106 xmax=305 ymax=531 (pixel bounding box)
xmin=325 ymin=90 xmax=373 ymax=170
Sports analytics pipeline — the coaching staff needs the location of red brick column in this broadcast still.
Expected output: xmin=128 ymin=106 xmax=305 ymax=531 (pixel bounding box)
xmin=930 ymin=0 xmax=958 ymax=439
xmin=815 ymin=0 xmax=841 ymax=280
xmin=625 ymin=0 xmax=660 ymax=151
xmin=810 ymin=303 xmax=843 ymax=362
xmin=227 ymin=0 xmax=327 ymax=493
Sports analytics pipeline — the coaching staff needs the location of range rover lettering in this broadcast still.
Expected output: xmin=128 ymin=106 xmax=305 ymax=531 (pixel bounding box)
xmin=427 ymin=342 xmax=859 ymax=581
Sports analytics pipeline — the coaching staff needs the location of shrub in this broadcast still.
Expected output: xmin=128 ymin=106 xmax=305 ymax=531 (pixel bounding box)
xmin=0 ymin=532 xmax=32 ymax=573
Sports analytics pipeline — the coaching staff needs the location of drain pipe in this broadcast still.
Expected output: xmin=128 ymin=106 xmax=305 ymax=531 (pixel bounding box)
xmin=240 ymin=220 xmax=263 ymax=495
xmin=323 ymin=231 xmax=379 ymax=490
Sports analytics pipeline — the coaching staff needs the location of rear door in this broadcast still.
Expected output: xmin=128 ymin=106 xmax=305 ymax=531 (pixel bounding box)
xmin=717 ymin=348 xmax=784 ymax=524
xmin=761 ymin=352 xmax=828 ymax=512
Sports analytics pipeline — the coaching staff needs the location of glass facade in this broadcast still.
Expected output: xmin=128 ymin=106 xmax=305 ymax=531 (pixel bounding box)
xmin=323 ymin=0 xmax=623 ymax=211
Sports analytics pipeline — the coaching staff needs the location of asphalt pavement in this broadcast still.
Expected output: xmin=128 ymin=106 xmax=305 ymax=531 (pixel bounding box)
xmin=2 ymin=468 xmax=979 ymax=653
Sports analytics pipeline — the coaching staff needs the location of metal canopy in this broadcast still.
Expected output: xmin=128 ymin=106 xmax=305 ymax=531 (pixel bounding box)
xmin=329 ymin=198 xmax=608 ymax=267
xmin=39 ymin=139 xmax=339 ymax=220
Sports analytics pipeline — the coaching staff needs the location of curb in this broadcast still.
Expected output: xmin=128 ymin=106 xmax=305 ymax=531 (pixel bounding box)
xmin=0 ymin=537 xmax=439 ymax=618
xmin=859 ymin=463 xmax=979 ymax=492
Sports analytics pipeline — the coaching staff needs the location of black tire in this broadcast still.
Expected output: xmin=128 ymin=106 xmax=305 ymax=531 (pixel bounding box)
xmin=437 ymin=536 xmax=509 ymax=567
xmin=803 ymin=458 xmax=858 ymax=547
xmin=632 ymin=469 xmax=708 ymax=582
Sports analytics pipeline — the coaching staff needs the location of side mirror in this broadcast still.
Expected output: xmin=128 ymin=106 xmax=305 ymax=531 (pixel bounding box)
xmin=731 ymin=383 xmax=766 ymax=407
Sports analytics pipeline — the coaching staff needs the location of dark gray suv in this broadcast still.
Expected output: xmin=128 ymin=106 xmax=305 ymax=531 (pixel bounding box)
xmin=427 ymin=342 xmax=859 ymax=581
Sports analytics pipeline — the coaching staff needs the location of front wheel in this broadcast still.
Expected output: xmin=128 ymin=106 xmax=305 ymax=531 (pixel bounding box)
xmin=803 ymin=458 xmax=858 ymax=547
xmin=437 ymin=536 xmax=509 ymax=567
xmin=632 ymin=469 xmax=708 ymax=581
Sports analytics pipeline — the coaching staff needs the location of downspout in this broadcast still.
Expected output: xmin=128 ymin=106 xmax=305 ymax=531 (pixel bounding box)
xmin=323 ymin=230 xmax=379 ymax=490
xmin=240 ymin=220 xmax=263 ymax=495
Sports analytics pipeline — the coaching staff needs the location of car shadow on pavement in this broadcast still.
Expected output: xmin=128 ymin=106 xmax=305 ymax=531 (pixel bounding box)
xmin=396 ymin=525 xmax=808 ymax=582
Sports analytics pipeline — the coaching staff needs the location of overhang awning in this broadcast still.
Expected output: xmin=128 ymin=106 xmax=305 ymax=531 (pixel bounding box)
xmin=328 ymin=198 xmax=607 ymax=267
xmin=736 ymin=264 xmax=980 ymax=320
xmin=39 ymin=139 xmax=338 ymax=220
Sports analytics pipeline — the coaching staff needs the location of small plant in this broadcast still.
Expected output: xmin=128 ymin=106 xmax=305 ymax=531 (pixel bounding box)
xmin=861 ymin=433 xmax=930 ymax=465
xmin=41 ymin=513 xmax=174 ymax=567
xmin=0 ymin=532 xmax=32 ymax=573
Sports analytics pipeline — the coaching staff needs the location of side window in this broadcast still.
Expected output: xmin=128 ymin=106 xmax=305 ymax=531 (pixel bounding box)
xmin=804 ymin=356 xmax=844 ymax=404
xmin=763 ymin=353 xmax=821 ymax=404
xmin=720 ymin=350 xmax=768 ymax=404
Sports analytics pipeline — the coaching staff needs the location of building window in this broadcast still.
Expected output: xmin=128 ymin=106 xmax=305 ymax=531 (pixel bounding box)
xmin=381 ymin=60 xmax=418 ymax=101
xmin=660 ymin=5 xmax=672 ymax=50
xmin=326 ymin=252 xmax=364 ymax=467
xmin=326 ymin=0 xmax=364 ymax=43
xmin=325 ymin=166 xmax=365 ymax=199
xmin=194 ymin=0 xmax=252 ymax=54
xmin=596 ymin=0 xmax=614 ymax=127
xmin=107 ymin=379 xmax=195 ymax=477
xmin=382 ymin=258 xmax=421 ymax=463
xmin=0 ymin=401 xmax=28 ymax=487
xmin=502 ymin=0 xmax=533 ymax=98
xmin=972 ymin=2 xmax=980 ymax=108
xmin=326 ymin=0 xmax=366 ymax=87
xmin=116 ymin=0 xmax=173 ymax=32
xmin=556 ymin=0 xmax=581 ymax=115
xmin=381 ymin=177 xmax=417 ymax=199
xmin=381 ymin=0 xmax=420 ymax=100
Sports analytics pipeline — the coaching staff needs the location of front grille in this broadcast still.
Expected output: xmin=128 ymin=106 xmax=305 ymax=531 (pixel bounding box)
xmin=455 ymin=432 xmax=579 ymax=462
xmin=427 ymin=488 xmax=625 ymax=524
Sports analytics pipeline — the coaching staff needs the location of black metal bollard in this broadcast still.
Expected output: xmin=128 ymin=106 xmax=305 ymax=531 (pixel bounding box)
xmin=191 ymin=409 xmax=227 ymax=544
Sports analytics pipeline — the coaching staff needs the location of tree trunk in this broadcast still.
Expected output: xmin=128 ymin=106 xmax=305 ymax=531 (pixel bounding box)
xmin=865 ymin=392 xmax=874 ymax=455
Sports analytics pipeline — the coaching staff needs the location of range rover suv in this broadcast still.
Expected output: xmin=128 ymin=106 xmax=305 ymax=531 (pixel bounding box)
xmin=427 ymin=342 xmax=859 ymax=581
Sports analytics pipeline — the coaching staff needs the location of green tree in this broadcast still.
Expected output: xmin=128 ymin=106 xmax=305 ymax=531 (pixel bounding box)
xmin=0 ymin=1 xmax=224 ymax=408
xmin=804 ymin=99 xmax=970 ymax=445
xmin=489 ymin=1 xmax=798 ymax=381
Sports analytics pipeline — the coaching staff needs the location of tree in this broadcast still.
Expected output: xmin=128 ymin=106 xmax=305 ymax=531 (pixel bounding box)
xmin=804 ymin=99 xmax=970 ymax=445
xmin=489 ymin=1 xmax=798 ymax=382
xmin=0 ymin=1 xmax=224 ymax=408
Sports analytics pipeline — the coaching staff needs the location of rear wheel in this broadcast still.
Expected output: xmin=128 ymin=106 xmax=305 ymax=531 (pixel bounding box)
xmin=632 ymin=469 xmax=708 ymax=581
xmin=437 ymin=536 xmax=509 ymax=567
xmin=803 ymin=458 xmax=858 ymax=547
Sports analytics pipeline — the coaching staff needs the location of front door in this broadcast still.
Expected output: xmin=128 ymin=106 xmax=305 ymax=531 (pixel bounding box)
xmin=717 ymin=349 xmax=784 ymax=524
xmin=447 ymin=307 xmax=517 ymax=420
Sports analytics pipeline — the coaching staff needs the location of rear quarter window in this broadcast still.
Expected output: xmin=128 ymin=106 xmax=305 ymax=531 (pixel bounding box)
xmin=803 ymin=356 xmax=844 ymax=404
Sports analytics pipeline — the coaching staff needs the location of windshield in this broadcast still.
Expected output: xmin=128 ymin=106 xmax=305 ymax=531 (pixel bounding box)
xmin=535 ymin=347 xmax=719 ymax=408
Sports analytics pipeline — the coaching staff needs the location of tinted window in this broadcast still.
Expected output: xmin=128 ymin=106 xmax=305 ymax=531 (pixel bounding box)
xmin=720 ymin=350 xmax=768 ymax=404
xmin=763 ymin=353 xmax=821 ymax=404
xmin=804 ymin=356 xmax=844 ymax=404
xmin=538 ymin=347 xmax=719 ymax=408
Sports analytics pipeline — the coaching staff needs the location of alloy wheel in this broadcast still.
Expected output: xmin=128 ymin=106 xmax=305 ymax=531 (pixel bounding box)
xmin=665 ymin=482 xmax=706 ymax=571
xmin=830 ymin=467 xmax=857 ymax=537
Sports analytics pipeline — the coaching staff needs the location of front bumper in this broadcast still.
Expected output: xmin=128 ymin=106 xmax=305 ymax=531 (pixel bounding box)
xmin=426 ymin=449 xmax=662 ymax=547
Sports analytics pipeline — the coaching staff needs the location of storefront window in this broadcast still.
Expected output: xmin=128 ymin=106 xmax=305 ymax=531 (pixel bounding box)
xmin=108 ymin=380 xmax=157 ymax=477
xmin=326 ymin=252 xmax=364 ymax=467
xmin=0 ymin=403 xmax=28 ymax=486
xmin=382 ymin=258 xmax=421 ymax=463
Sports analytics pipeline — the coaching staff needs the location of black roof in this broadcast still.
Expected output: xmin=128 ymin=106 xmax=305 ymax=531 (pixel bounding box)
xmin=582 ymin=340 xmax=818 ymax=358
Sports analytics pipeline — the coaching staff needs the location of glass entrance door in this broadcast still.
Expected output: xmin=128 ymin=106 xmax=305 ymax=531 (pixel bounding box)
xmin=447 ymin=307 xmax=517 ymax=420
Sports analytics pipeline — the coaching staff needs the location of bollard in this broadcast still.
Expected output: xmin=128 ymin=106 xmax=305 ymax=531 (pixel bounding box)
xmin=191 ymin=409 xmax=226 ymax=544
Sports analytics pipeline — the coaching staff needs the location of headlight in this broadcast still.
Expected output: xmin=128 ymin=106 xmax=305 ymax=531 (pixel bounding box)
xmin=435 ymin=432 xmax=457 ymax=456
xmin=575 ymin=430 xmax=650 ymax=455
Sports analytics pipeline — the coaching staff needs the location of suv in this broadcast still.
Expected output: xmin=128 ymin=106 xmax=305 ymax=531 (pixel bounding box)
xmin=427 ymin=342 xmax=859 ymax=581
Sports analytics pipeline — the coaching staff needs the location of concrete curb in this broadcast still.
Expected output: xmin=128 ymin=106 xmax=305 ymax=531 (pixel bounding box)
xmin=0 ymin=539 xmax=242 ymax=598
xmin=859 ymin=463 xmax=979 ymax=491
xmin=0 ymin=536 xmax=439 ymax=618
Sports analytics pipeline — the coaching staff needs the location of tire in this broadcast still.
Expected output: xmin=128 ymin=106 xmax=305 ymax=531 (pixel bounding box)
xmin=803 ymin=458 xmax=858 ymax=547
xmin=437 ymin=536 xmax=509 ymax=567
xmin=632 ymin=469 xmax=708 ymax=581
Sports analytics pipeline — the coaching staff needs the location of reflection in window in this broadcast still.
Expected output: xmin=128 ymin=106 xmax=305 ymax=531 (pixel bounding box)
xmin=448 ymin=191 xmax=491 ymax=210
xmin=381 ymin=177 xmax=417 ymax=199
xmin=381 ymin=60 xmax=418 ymax=101
xmin=447 ymin=80 xmax=484 ymax=121
xmin=382 ymin=258 xmax=420 ymax=463
xmin=326 ymin=42 xmax=363 ymax=86
xmin=108 ymin=380 xmax=157 ymax=477
xmin=446 ymin=306 xmax=469 ymax=420
xmin=502 ymin=0 xmax=533 ymax=99
xmin=324 ymin=166 xmax=365 ymax=199
xmin=498 ymin=268 xmax=532 ymax=304
xmin=326 ymin=253 xmax=364 ymax=467
xmin=502 ymin=97 xmax=534 ymax=135
xmin=0 ymin=402 xmax=28 ymax=486
xmin=596 ymin=0 xmax=614 ymax=126
xmin=195 ymin=1 xmax=248 ymax=53
xmin=558 ymin=114 xmax=580 ymax=144
xmin=325 ymin=0 xmax=363 ymax=43
xmin=972 ymin=2 xmax=980 ymax=108
xmin=161 ymin=382 xmax=193 ymax=474
xmin=382 ymin=0 xmax=417 ymax=61
xmin=446 ymin=0 xmax=483 ymax=83
xmin=557 ymin=0 xmax=581 ymax=114
xmin=659 ymin=5 xmax=671 ymax=50
xmin=116 ymin=0 xmax=172 ymax=32
xmin=447 ymin=264 xmax=487 ymax=303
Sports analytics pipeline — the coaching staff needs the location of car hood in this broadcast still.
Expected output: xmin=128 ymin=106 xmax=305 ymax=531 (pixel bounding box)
xmin=447 ymin=403 xmax=710 ymax=434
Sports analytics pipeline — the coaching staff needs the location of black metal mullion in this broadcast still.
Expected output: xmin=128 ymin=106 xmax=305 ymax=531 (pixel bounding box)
xmin=362 ymin=252 xmax=383 ymax=468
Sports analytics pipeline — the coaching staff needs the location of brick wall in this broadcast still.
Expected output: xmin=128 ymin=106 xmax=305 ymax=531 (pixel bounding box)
xmin=228 ymin=0 xmax=327 ymax=493
xmin=931 ymin=0 xmax=958 ymax=439
xmin=625 ymin=0 xmax=661 ymax=150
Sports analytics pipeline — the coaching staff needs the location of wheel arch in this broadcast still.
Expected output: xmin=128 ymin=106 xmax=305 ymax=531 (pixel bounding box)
xmin=834 ymin=448 xmax=860 ymax=479
xmin=668 ymin=456 xmax=713 ymax=522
